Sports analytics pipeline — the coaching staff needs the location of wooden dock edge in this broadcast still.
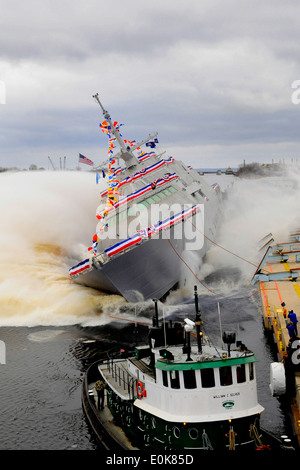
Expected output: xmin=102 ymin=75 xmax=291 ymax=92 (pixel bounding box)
xmin=259 ymin=281 xmax=300 ymax=447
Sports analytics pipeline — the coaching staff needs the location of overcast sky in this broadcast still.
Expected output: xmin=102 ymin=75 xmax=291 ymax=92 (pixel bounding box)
xmin=1 ymin=0 xmax=300 ymax=170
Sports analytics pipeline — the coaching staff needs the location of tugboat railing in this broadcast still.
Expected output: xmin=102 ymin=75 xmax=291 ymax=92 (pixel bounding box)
xmin=105 ymin=353 xmax=137 ymax=400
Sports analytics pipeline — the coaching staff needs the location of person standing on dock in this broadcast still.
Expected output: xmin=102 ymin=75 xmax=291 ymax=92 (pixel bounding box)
xmin=281 ymin=302 xmax=288 ymax=318
xmin=287 ymin=322 xmax=297 ymax=340
xmin=95 ymin=379 xmax=106 ymax=410
xmin=288 ymin=310 xmax=298 ymax=336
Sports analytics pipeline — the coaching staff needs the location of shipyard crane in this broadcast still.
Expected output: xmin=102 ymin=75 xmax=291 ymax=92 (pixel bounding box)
xmin=48 ymin=156 xmax=56 ymax=170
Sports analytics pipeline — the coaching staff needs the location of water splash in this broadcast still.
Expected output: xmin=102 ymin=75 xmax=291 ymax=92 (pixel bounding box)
xmin=0 ymin=171 xmax=125 ymax=326
xmin=1 ymin=169 xmax=300 ymax=326
xmin=197 ymin=169 xmax=300 ymax=297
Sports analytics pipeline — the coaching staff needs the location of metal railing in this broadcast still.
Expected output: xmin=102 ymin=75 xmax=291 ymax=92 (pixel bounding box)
xmin=106 ymin=355 xmax=137 ymax=400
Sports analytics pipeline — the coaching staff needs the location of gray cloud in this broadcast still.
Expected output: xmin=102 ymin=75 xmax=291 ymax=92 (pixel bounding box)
xmin=1 ymin=0 xmax=300 ymax=169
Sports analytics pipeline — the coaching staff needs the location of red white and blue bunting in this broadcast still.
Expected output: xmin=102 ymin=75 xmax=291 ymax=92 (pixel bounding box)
xmin=69 ymin=259 xmax=91 ymax=277
xmin=100 ymin=157 xmax=175 ymax=198
xmin=104 ymin=205 xmax=199 ymax=258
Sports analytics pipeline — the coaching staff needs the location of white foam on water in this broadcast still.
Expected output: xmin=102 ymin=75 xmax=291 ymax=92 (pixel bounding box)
xmin=0 ymin=170 xmax=126 ymax=326
xmin=27 ymin=329 xmax=65 ymax=342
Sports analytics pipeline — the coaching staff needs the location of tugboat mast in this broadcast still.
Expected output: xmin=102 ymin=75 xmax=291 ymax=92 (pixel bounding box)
xmin=194 ymin=285 xmax=203 ymax=354
xmin=93 ymin=93 xmax=158 ymax=168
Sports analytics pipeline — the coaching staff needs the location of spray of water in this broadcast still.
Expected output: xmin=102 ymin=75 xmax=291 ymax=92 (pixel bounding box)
xmin=0 ymin=170 xmax=126 ymax=326
xmin=194 ymin=170 xmax=300 ymax=297
xmin=1 ymin=169 xmax=299 ymax=326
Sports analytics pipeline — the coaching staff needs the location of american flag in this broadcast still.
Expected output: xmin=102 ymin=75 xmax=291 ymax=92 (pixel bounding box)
xmin=79 ymin=153 xmax=94 ymax=166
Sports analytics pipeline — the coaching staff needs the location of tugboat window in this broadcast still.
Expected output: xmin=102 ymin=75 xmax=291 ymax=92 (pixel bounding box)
xmin=249 ymin=363 xmax=254 ymax=381
xmin=162 ymin=370 xmax=168 ymax=387
xmin=200 ymin=368 xmax=215 ymax=388
xmin=219 ymin=366 xmax=233 ymax=386
xmin=173 ymin=426 xmax=181 ymax=438
xmin=183 ymin=370 xmax=197 ymax=389
xmin=236 ymin=364 xmax=246 ymax=383
xmin=189 ymin=428 xmax=198 ymax=440
xmin=170 ymin=370 xmax=180 ymax=389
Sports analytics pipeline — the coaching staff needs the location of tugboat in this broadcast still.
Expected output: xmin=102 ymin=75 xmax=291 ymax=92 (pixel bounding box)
xmin=82 ymin=287 xmax=275 ymax=451
xmin=225 ymin=167 xmax=234 ymax=175
xmin=69 ymin=95 xmax=223 ymax=302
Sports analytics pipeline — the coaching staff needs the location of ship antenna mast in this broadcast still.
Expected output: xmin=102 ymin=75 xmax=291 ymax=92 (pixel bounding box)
xmin=92 ymin=93 xmax=158 ymax=168
xmin=93 ymin=93 xmax=128 ymax=153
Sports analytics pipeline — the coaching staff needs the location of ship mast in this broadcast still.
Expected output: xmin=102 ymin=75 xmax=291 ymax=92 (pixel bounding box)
xmin=93 ymin=93 xmax=158 ymax=168
xmin=194 ymin=285 xmax=203 ymax=354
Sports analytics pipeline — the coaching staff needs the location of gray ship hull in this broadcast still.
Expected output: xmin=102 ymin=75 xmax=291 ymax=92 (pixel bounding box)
xmin=72 ymin=204 xmax=216 ymax=302
xmin=74 ymin=236 xmax=184 ymax=302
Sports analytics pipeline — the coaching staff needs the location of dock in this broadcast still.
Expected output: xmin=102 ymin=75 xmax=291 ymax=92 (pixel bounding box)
xmin=252 ymin=232 xmax=300 ymax=447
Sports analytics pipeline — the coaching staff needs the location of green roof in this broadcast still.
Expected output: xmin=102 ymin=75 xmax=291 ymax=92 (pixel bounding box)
xmin=155 ymin=354 xmax=258 ymax=371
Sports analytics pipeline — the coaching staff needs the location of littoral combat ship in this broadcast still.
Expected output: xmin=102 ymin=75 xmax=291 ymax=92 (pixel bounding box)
xmin=69 ymin=94 xmax=223 ymax=301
